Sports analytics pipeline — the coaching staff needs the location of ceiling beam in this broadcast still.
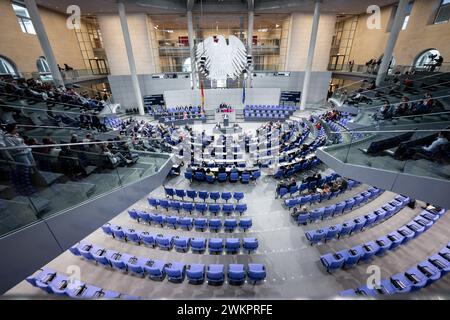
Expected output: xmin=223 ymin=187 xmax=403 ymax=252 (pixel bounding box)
xmin=187 ymin=0 xmax=194 ymax=11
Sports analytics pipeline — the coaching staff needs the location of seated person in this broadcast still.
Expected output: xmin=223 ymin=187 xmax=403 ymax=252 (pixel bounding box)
xmin=205 ymin=168 xmax=215 ymax=180
xmin=406 ymin=131 xmax=449 ymax=159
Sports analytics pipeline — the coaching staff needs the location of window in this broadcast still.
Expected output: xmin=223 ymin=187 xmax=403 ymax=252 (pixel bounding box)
xmin=434 ymin=0 xmax=450 ymax=24
xmin=414 ymin=49 xmax=441 ymax=69
xmin=0 ymin=56 xmax=19 ymax=76
xmin=12 ymin=2 xmax=36 ymax=35
xmin=388 ymin=1 xmax=414 ymax=31
xmin=36 ymin=57 xmax=50 ymax=74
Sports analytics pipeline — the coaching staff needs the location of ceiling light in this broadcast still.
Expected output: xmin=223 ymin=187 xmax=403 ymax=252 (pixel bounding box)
xmin=275 ymin=24 xmax=280 ymax=28
xmin=258 ymin=28 xmax=268 ymax=32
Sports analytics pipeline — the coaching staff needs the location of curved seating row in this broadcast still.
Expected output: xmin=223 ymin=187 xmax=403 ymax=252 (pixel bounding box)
xmin=101 ymin=223 xmax=259 ymax=254
xmin=185 ymin=170 xmax=261 ymax=184
xmin=319 ymin=208 xmax=446 ymax=273
xmin=304 ymin=195 xmax=409 ymax=243
xmin=26 ymin=268 xmax=139 ymax=299
xmin=285 ymin=180 xmax=362 ymax=210
xmin=70 ymin=242 xmax=266 ymax=285
xmin=275 ymin=157 xmax=322 ymax=179
xmin=277 ymin=172 xmax=340 ymax=198
xmin=128 ymin=209 xmax=252 ymax=232
xmin=297 ymin=187 xmax=384 ymax=225
xmin=163 ymin=188 xmax=244 ymax=203
xmin=147 ymin=199 xmax=247 ymax=216
xmin=339 ymin=242 xmax=450 ymax=297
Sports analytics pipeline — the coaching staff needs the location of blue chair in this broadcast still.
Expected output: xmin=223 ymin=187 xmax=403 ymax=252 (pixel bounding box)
xmin=156 ymin=235 xmax=173 ymax=250
xmin=178 ymin=217 xmax=193 ymax=231
xmin=69 ymin=243 xmax=81 ymax=256
xmin=417 ymin=260 xmax=442 ymax=285
xmin=209 ymin=219 xmax=222 ymax=232
xmin=194 ymin=218 xmax=207 ymax=232
xmin=364 ymin=213 xmax=378 ymax=228
xmin=229 ymin=172 xmax=239 ymax=183
xmin=164 ymin=187 xmax=175 ymax=198
xmin=235 ymin=203 xmax=247 ymax=215
xmin=187 ymin=190 xmax=197 ymax=202
xmin=228 ymin=264 xmax=245 ymax=285
xmin=387 ymin=231 xmax=404 ymax=250
xmin=175 ymin=189 xmax=186 ymax=200
xmin=233 ymin=192 xmax=244 ymax=202
xmin=173 ymin=236 xmax=190 ymax=252
xmin=166 ymin=216 xmax=178 ymax=229
xmin=101 ymin=224 xmax=113 ymax=238
xmin=207 ymin=264 xmax=224 ymax=285
xmin=126 ymin=256 xmax=146 ymax=276
xmin=159 ymin=199 xmax=170 ymax=211
xmin=343 ymin=199 xmax=355 ymax=212
xmin=414 ymin=217 xmax=433 ymax=230
xmin=407 ymin=221 xmax=425 ymax=237
xmin=111 ymin=225 xmax=126 ymax=241
xmin=351 ymin=217 xmax=366 ymax=234
xmin=404 ymin=267 xmax=429 ymax=291
xmin=221 ymin=192 xmax=232 ymax=202
xmin=209 ymin=238 xmax=224 ymax=254
xmin=182 ymin=202 xmax=195 ymax=214
xmin=210 ymin=192 xmax=220 ymax=202
xmin=251 ymin=170 xmax=261 ymax=181
xmin=305 ymin=229 xmax=325 ymax=245
xmin=165 ymin=262 xmax=185 ymax=283
xmin=333 ymin=202 xmax=346 ymax=216
xmin=289 ymin=184 xmax=299 ymax=196
xmin=206 ymin=174 xmax=215 ymax=183
xmin=322 ymin=205 xmax=335 ymax=220
xmin=397 ymin=226 xmax=415 ymax=244
xmin=374 ymin=208 xmax=387 ymax=223
xmin=278 ymin=187 xmax=288 ymax=198
xmin=208 ymin=204 xmax=221 ymax=215
xmin=186 ymin=264 xmax=205 ymax=284
xmin=320 ymin=252 xmax=345 ymax=273
xmin=310 ymin=208 xmax=324 ymax=222
xmin=224 ymin=219 xmax=238 ymax=232
xmin=109 ymin=252 xmax=132 ymax=271
xmin=144 ymin=259 xmax=166 ymax=281
xmin=429 ymin=254 xmax=450 ymax=275
xmin=184 ymin=171 xmax=193 ymax=181
xmin=171 ymin=201 xmax=181 ymax=213
xmin=225 ymin=238 xmax=241 ymax=254
xmin=139 ymin=231 xmax=156 ymax=247
xmin=389 ymin=273 xmax=413 ymax=294
xmin=191 ymin=237 xmax=207 ymax=253
xmin=222 ymin=204 xmax=234 ymax=215
xmin=297 ymin=213 xmax=310 ymax=225
xmin=243 ymin=238 xmax=258 ymax=253
xmin=375 ymin=236 xmax=392 ymax=256
xmin=127 ymin=209 xmax=140 ymax=222
xmin=218 ymin=173 xmax=228 ymax=182
xmin=124 ymin=228 xmax=140 ymax=244
xmin=325 ymin=225 xmax=342 ymax=242
xmin=247 ymin=264 xmax=266 ymax=284
xmin=360 ymin=241 xmax=380 ymax=262
xmin=239 ymin=218 xmax=252 ymax=232
xmin=137 ymin=211 xmax=151 ymax=224
xmin=195 ymin=203 xmax=207 ymax=215
xmin=343 ymin=247 xmax=362 ymax=267
xmin=195 ymin=172 xmax=205 ymax=181
xmin=147 ymin=198 xmax=159 ymax=209
xmin=310 ymin=193 xmax=321 ymax=204
xmin=241 ymin=173 xmax=250 ymax=184
xmin=152 ymin=214 xmax=166 ymax=227
xmin=198 ymin=191 xmax=209 ymax=202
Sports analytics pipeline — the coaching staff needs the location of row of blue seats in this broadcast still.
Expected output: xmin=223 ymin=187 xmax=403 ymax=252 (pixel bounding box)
xmin=277 ymin=172 xmax=340 ymax=197
xmin=244 ymin=114 xmax=290 ymax=120
xmin=319 ymin=208 xmax=446 ymax=273
xmin=244 ymin=105 xmax=297 ymax=111
xmin=147 ymin=198 xmax=248 ymax=215
xmin=70 ymin=243 xmax=267 ymax=285
xmin=101 ymin=223 xmax=258 ymax=254
xmin=26 ymin=268 xmax=139 ymax=299
xmin=163 ymin=188 xmax=244 ymax=203
xmin=327 ymin=120 xmax=343 ymax=144
xmin=305 ymin=195 xmax=410 ymax=243
xmin=128 ymin=209 xmax=252 ymax=232
xmin=185 ymin=170 xmax=261 ymax=183
xmin=297 ymin=187 xmax=384 ymax=225
xmin=285 ymin=180 xmax=361 ymax=209
xmin=339 ymin=242 xmax=450 ymax=296
xmin=275 ymin=157 xmax=322 ymax=179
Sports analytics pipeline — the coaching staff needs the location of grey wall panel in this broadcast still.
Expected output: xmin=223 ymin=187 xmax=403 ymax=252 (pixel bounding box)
xmin=0 ymin=222 xmax=62 ymax=295
xmin=0 ymin=158 xmax=173 ymax=294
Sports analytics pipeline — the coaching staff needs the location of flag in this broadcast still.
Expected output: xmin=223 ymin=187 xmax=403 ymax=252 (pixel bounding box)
xmin=200 ymin=81 xmax=205 ymax=111
xmin=242 ymin=78 xmax=246 ymax=104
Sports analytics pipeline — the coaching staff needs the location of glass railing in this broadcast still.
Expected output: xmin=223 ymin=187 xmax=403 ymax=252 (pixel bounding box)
xmin=0 ymin=140 xmax=171 ymax=238
xmin=329 ymin=63 xmax=450 ymax=74
xmin=321 ymin=129 xmax=450 ymax=182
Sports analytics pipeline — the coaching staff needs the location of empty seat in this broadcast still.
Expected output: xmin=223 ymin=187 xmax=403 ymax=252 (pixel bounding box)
xmin=191 ymin=238 xmax=207 ymax=253
xmin=320 ymin=252 xmax=345 ymax=273
xmin=145 ymin=259 xmax=166 ymax=281
xmin=222 ymin=204 xmax=234 ymax=215
xmin=233 ymin=192 xmax=244 ymax=202
xmin=225 ymin=238 xmax=241 ymax=254
xmin=186 ymin=190 xmax=197 ymax=202
xmin=247 ymin=264 xmax=266 ymax=284
xmin=207 ymin=264 xmax=224 ymax=285
xmin=208 ymin=204 xmax=221 ymax=215
xmin=182 ymin=202 xmax=194 ymax=214
xmin=178 ymin=217 xmax=193 ymax=231
xmin=228 ymin=264 xmax=245 ymax=285
xmin=173 ymin=236 xmax=190 ymax=252
xmin=186 ymin=264 xmax=205 ymax=284
xmin=224 ymin=219 xmax=238 ymax=232
xmin=242 ymin=238 xmax=258 ymax=253
xmin=209 ymin=219 xmax=222 ymax=232
xmin=221 ymin=192 xmax=232 ymax=202
xmin=175 ymin=189 xmax=186 ymax=200
xmin=194 ymin=218 xmax=207 ymax=232
xmin=208 ymin=238 xmax=224 ymax=254
xmin=147 ymin=198 xmax=159 ymax=209
xmin=195 ymin=203 xmax=207 ymax=215
xmin=210 ymin=192 xmax=220 ymax=202
xmin=239 ymin=218 xmax=252 ymax=231
xmin=165 ymin=262 xmax=185 ymax=283
xmin=305 ymin=229 xmax=325 ymax=245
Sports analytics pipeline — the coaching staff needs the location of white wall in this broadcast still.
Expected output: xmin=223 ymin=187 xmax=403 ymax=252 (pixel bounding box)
xmin=164 ymin=88 xmax=281 ymax=109
xmin=285 ymin=13 xmax=336 ymax=71
xmin=98 ymin=13 xmax=155 ymax=75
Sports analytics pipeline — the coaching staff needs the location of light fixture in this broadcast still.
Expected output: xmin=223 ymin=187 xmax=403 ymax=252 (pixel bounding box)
xmin=275 ymin=24 xmax=280 ymax=28
xmin=257 ymin=28 xmax=268 ymax=32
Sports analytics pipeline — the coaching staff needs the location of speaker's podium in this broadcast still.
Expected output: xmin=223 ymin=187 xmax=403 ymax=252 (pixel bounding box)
xmin=213 ymin=113 xmax=243 ymax=134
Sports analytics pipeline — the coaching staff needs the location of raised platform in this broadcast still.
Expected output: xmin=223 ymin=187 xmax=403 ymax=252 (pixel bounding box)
xmin=212 ymin=123 xmax=243 ymax=135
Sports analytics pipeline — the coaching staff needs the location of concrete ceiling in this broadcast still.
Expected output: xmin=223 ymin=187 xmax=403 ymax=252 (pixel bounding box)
xmin=36 ymin=0 xmax=401 ymax=16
